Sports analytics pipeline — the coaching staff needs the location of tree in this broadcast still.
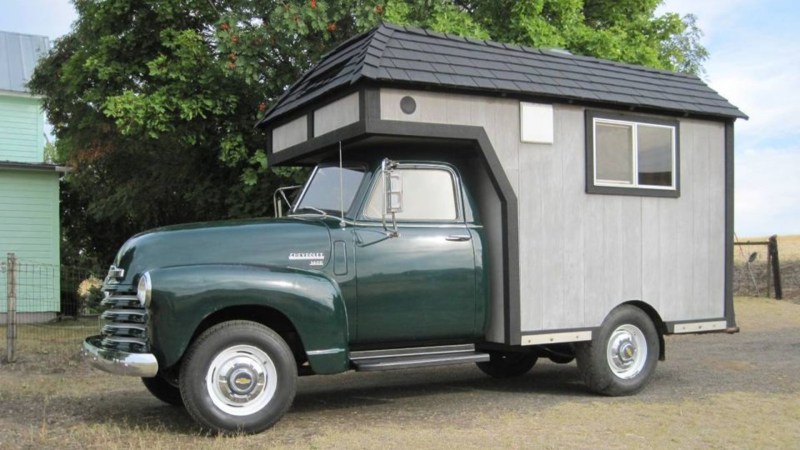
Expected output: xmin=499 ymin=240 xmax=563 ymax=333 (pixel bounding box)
xmin=30 ymin=0 xmax=707 ymax=267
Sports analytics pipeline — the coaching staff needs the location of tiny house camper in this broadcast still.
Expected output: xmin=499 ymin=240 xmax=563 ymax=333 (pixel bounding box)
xmin=259 ymin=23 xmax=746 ymax=347
xmin=84 ymin=23 xmax=748 ymax=434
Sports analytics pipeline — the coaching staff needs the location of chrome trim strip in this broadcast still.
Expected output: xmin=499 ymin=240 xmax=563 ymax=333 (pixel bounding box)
xmin=672 ymin=320 xmax=727 ymax=334
xmin=350 ymin=344 xmax=476 ymax=360
xmin=521 ymin=331 xmax=592 ymax=346
xmin=102 ymin=323 xmax=146 ymax=335
xmin=352 ymin=222 xmax=473 ymax=229
xmin=354 ymin=352 xmax=490 ymax=372
xmin=82 ymin=335 xmax=158 ymax=377
xmin=102 ymin=336 xmax=147 ymax=346
xmin=101 ymin=294 xmax=139 ymax=307
xmin=306 ymin=348 xmax=346 ymax=356
xmin=101 ymin=309 xmax=146 ymax=321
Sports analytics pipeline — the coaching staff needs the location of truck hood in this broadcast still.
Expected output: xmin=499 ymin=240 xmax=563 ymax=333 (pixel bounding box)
xmin=107 ymin=217 xmax=333 ymax=289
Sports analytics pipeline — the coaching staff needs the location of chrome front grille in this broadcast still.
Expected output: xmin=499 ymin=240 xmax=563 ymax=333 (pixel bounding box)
xmin=101 ymin=294 xmax=139 ymax=308
xmin=99 ymin=291 xmax=149 ymax=353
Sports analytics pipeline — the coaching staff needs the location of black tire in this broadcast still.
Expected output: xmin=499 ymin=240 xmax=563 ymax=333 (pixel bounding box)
xmin=142 ymin=374 xmax=183 ymax=406
xmin=179 ymin=321 xmax=297 ymax=434
xmin=576 ymin=305 xmax=659 ymax=396
xmin=476 ymin=352 xmax=538 ymax=378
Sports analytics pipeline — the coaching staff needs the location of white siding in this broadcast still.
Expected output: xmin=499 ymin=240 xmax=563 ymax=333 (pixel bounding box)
xmin=272 ymin=115 xmax=308 ymax=153
xmin=314 ymin=92 xmax=359 ymax=137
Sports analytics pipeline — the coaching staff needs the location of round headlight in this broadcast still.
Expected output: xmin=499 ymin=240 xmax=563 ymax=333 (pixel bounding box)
xmin=137 ymin=272 xmax=152 ymax=307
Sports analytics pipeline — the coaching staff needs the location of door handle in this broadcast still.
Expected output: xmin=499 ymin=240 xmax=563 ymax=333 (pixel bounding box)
xmin=445 ymin=234 xmax=472 ymax=242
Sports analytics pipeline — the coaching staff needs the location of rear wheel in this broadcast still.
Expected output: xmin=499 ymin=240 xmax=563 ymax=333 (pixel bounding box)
xmin=142 ymin=374 xmax=183 ymax=406
xmin=576 ymin=305 xmax=659 ymax=396
xmin=476 ymin=352 xmax=537 ymax=378
xmin=179 ymin=321 xmax=297 ymax=434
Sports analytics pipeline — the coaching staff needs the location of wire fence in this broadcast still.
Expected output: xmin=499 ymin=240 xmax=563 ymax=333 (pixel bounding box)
xmin=2 ymin=253 xmax=103 ymax=365
xmin=733 ymin=235 xmax=787 ymax=299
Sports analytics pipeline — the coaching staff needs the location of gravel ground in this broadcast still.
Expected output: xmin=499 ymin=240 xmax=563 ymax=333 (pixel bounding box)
xmin=1 ymin=296 xmax=799 ymax=449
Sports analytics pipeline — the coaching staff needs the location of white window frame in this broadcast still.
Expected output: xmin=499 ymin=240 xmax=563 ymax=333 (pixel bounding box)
xmin=589 ymin=113 xmax=679 ymax=197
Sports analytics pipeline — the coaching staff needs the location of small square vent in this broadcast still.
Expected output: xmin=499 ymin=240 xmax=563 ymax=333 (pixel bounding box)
xmin=520 ymin=102 xmax=554 ymax=144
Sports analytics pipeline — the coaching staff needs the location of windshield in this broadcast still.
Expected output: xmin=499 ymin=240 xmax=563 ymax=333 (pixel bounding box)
xmin=292 ymin=165 xmax=366 ymax=216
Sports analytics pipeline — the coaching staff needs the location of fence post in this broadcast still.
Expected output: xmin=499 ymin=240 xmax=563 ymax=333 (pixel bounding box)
xmin=768 ymin=235 xmax=782 ymax=300
xmin=766 ymin=249 xmax=772 ymax=298
xmin=6 ymin=253 xmax=17 ymax=363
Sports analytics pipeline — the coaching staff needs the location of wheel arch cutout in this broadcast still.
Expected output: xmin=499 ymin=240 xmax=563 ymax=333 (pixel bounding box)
xmin=618 ymin=300 xmax=666 ymax=361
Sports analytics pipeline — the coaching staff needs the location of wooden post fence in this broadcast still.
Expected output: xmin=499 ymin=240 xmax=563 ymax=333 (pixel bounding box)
xmin=734 ymin=236 xmax=783 ymax=300
xmin=768 ymin=235 xmax=783 ymax=300
xmin=6 ymin=253 xmax=17 ymax=363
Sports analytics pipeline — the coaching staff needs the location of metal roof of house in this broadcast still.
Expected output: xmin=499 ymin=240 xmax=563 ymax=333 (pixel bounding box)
xmin=0 ymin=31 xmax=50 ymax=94
xmin=259 ymin=23 xmax=746 ymax=126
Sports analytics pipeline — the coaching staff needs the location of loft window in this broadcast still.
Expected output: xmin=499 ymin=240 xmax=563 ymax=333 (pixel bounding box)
xmin=586 ymin=111 xmax=679 ymax=198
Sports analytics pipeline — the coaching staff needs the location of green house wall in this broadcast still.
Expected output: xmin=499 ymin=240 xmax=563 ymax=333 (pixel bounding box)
xmin=0 ymin=93 xmax=59 ymax=315
xmin=0 ymin=168 xmax=60 ymax=313
xmin=0 ymin=94 xmax=45 ymax=163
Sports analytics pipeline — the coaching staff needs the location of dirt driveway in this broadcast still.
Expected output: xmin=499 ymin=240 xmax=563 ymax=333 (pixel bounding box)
xmin=1 ymin=296 xmax=799 ymax=449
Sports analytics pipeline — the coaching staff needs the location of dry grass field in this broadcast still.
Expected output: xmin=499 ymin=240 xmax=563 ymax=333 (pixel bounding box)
xmin=1 ymin=296 xmax=799 ymax=449
xmin=778 ymin=235 xmax=800 ymax=260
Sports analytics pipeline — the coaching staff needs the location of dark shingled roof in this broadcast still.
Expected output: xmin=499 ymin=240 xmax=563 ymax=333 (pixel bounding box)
xmin=259 ymin=23 xmax=746 ymax=126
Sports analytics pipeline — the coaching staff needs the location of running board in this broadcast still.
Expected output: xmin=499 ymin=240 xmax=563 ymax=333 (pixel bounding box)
xmin=350 ymin=344 xmax=490 ymax=372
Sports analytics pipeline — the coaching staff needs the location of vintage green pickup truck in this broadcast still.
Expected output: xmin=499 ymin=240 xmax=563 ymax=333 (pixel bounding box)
xmin=83 ymin=24 xmax=744 ymax=434
xmin=85 ymin=158 xmax=528 ymax=431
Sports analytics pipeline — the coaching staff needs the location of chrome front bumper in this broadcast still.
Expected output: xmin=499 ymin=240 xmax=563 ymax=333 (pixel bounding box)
xmin=81 ymin=335 xmax=159 ymax=377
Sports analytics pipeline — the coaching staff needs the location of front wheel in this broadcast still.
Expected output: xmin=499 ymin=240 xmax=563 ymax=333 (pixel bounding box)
xmin=576 ymin=305 xmax=659 ymax=396
xmin=179 ymin=321 xmax=297 ymax=434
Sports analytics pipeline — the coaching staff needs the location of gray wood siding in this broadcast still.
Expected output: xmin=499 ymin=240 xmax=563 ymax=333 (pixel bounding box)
xmin=272 ymin=115 xmax=307 ymax=153
xmin=314 ymin=92 xmax=359 ymax=137
xmin=380 ymin=88 xmax=726 ymax=337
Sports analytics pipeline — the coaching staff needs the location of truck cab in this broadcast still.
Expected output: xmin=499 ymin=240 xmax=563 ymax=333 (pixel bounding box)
xmin=83 ymin=158 xmax=515 ymax=433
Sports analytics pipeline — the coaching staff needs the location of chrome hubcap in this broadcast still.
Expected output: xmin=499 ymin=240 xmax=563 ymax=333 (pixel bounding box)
xmin=206 ymin=345 xmax=277 ymax=416
xmin=606 ymin=324 xmax=647 ymax=379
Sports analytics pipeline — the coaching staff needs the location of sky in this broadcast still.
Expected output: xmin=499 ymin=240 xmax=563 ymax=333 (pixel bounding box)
xmin=0 ymin=0 xmax=798 ymax=237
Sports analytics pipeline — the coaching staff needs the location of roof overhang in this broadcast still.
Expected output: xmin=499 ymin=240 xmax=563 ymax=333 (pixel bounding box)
xmin=0 ymin=161 xmax=68 ymax=173
xmin=0 ymin=89 xmax=43 ymax=99
xmin=257 ymin=23 xmax=747 ymax=129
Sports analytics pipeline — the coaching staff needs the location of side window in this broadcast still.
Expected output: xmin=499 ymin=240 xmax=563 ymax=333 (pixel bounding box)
xmin=587 ymin=110 xmax=679 ymax=198
xmin=364 ymin=168 xmax=458 ymax=221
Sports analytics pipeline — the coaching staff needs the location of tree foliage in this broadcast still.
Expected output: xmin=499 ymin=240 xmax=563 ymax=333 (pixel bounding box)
xmin=30 ymin=0 xmax=707 ymax=267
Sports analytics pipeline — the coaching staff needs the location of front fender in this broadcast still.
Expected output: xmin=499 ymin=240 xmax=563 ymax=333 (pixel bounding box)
xmin=146 ymin=264 xmax=349 ymax=374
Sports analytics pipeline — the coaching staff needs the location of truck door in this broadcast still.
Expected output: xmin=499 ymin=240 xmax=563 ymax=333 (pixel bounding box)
xmin=354 ymin=164 xmax=477 ymax=344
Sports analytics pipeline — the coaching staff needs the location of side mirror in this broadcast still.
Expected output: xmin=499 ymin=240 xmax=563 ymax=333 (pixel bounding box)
xmin=381 ymin=159 xmax=400 ymax=237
